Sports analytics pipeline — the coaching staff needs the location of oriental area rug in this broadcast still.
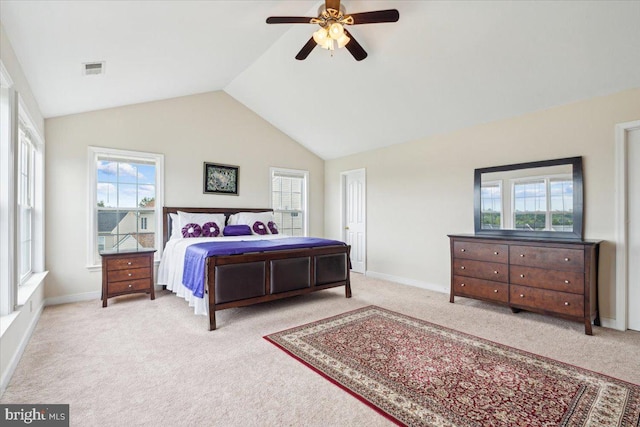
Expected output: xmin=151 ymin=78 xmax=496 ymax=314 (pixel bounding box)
xmin=264 ymin=306 xmax=640 ymax=427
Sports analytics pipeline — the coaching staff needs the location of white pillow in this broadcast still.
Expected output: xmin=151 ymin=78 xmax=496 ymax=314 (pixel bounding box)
xmin=227 ymin=213 xmax=240 ymax=226
xmin=177 ymin=211 xmax=226 ymax=238
xmin=169 ymin=213 xmax=182 ymax=240
xmin=236 ymin=211 xmax=279 ymax=235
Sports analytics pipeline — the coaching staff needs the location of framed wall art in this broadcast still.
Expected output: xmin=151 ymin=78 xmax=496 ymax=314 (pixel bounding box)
xmin=203 ymin=162 xmax=239 ymax=195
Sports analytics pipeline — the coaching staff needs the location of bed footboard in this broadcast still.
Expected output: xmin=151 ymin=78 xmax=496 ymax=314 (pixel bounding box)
xmin=205 ymin=245 xmax=351 ymax=330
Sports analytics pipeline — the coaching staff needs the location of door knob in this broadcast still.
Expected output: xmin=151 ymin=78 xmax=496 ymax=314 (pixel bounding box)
xmin=345 ymin=226 xmax=350 ymax=230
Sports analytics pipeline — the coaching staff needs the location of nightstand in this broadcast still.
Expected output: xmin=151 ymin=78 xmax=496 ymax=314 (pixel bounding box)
xmin=100 ymin=249 xmax=156 ymax=307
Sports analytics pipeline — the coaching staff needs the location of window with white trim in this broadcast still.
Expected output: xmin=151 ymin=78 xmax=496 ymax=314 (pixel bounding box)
xmin=270 ymin=168 xmax=308 ymax=237
xmin=512 ymin=176 xmax=573 ymax=231
xmin=88 ymin=147 xmax=164 ymax=266
xmin=18 ymin=126 xmax=36 ymax=282
xmin=480 ymin=181 xmax=502 ymax=230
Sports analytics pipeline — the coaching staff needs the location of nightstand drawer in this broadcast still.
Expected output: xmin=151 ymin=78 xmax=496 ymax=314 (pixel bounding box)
xmin=109 ymin=279 xmax=151 ymax=295
xmin=108 ymin=267 xmax=151 ymax=283
xmin=108 ymin=256 xmax=150 ymax=270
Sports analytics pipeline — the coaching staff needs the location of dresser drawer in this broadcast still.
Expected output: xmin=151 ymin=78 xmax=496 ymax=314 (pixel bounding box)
xmin=453 ymin=276 xmax=508 ymax=303
xmin=510 ymin=266 xmax=584 ymax=294
xmin=453 ymin=259 xmax=508 ymax=283
xmin=108 ymin=267 xmax=152 ymax=283
xmin=453 ymin=241 xmax=508 ymax=263
xmin=510 ymin=285 xmax=584 ymax=318
xmin=510 ymin=246 xmax=584 ymax=272
xmin=108 ymin=256 xmax=150 ymax=271
xmin=108 ymin=278 xmax=151 ymax=295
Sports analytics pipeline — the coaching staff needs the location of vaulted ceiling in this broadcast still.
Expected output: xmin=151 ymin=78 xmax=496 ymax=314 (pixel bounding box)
xmin=1 ymin=1 xmax=639 ymax=159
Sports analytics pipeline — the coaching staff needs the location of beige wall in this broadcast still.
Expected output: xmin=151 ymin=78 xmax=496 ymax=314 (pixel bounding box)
xmin=325 ymin=88 xmax=640 ymax=324
xmin=45 ymin=91 xmax=324 ymax=299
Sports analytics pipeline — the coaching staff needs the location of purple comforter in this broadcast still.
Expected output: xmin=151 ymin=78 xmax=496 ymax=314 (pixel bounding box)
xmin=182 ymin=237 xmax=346 ymax=298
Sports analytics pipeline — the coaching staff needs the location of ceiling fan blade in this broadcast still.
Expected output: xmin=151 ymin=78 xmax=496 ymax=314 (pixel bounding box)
xmin=295 ymin=37 xmax=317 ymax=60
xmin=266 ymin=16 xmax=315 ymax=24
xmin=348 ymin=9 xmax=400 ymax=25
xmin=343 ymin=29 xmax=367 ymax=61
xmin=326 ymin=0 xmax=341 ymax=11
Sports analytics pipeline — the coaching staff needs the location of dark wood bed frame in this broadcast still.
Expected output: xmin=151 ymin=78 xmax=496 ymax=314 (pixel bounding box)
xmin=162 ymin=207 xmax=352 ymax=330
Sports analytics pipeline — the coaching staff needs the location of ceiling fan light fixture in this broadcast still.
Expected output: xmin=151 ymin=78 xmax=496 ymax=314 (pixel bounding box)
xmin=328 ymin=22 xmax=344 ymax=40
xmin=313 ymin=27 xmax=328 ymax=45
xmin=337 ymin=33 xmax=350 ymax=48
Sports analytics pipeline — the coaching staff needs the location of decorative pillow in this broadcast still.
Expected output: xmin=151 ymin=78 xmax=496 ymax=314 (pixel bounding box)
xmin=252 ymin=221 xmax=268 ymax=235
xmin=227 ymin=213 xmax=240 ymax=226
xmin=267 ymin=221 xmax=279 ymax=234
xmin=223 ymin=224 xmax=252 ymax=236
xmin=201 ymin=222 xmax=220 ymax=237
xmin=182 ymin=223 xmax=202 ymax=238
xmin=177 ymin=211 xmax=225 ymax=238
xmin=236 ymin=212 xmax=278 ymax=235
xmin=169 ymin=213 xmax=182 ymax=240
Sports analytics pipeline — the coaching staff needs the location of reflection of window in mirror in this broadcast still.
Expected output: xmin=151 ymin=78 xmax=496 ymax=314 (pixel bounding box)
xmin=480 ymin=181 xmax=502 ymax=229
xmin=512 ymin=175 xmax=573 ymax=231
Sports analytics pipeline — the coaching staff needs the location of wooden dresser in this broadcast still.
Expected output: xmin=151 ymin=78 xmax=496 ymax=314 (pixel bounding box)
xmin=100 ymin=249 xmax=156 ymax=307
xmin=448 ymin=234 xmax=600 ymax=335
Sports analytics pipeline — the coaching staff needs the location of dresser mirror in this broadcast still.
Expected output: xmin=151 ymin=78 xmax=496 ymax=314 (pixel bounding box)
xmin=474 ymin=156 xmax=583 ymax=239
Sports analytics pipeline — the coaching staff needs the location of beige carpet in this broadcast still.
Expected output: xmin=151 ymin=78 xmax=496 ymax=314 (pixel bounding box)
xmin=2 ymin=273 xmax=639 ymax=426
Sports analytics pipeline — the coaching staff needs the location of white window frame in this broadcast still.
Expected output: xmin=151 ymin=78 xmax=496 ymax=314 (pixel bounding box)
xmin=479 ymin=180 xmax=503 ymax=229
xmin=17 ymin=125 xmax=36 ymax=283
xmin=270 ymin=167 xmax=309 ymax=237
xmin=0 ymin=60 xmax=46 ymax=316
xmin=87 ymin=147 xmax=164 ymax=269
xmin=511 ymin=174 xmax=572 ymax=231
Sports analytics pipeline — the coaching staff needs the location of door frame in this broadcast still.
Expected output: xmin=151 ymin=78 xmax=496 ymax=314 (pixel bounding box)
xmin=614 ymin=120 xmax=640 ymax=331
xmin=341 ymin=168 xmax=366 ymax=273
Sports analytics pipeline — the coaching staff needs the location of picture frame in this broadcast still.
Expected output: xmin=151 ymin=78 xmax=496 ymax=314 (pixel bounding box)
xmin=203 ymin=162 xmax=239 ymax=195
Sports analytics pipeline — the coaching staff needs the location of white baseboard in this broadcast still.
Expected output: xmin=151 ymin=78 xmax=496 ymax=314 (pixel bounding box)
xmin=365 ymin=271 xmax=448 ymax=294
xmin=599 ymin=317 xmax=619 ymax=330
xmin=0 ymin=302 xmax=44 ymax=397
xmin=45 ymin=291 xmax=101 ymax=306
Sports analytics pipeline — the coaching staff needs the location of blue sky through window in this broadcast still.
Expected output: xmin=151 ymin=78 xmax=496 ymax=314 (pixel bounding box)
xmin=97 ymin=160 xmax=155 ymax=208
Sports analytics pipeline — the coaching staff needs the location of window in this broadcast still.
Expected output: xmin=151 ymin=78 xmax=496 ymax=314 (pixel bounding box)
xmin=270 ymin=168 xmax=308 ymax=237
xmin=18 ymin=126 xmax=36 ymax=282
xmin=88 ymin=147 xmax=164 ymax=266
xmin=480 ymin=181 xmax=502 ymax=229
xmin=512 ymin=176 xmax=572 ymax=231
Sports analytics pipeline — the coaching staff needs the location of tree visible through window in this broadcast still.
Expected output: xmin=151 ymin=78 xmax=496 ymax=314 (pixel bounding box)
xmin=513 ymin=177 xmax=573 ymax=231
xmin=480 ymin=182 xmax=502 ymax=229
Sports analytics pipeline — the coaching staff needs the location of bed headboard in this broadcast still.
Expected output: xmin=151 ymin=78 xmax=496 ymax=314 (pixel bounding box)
xmin=162 ymin=207 xmax=273 ymax=248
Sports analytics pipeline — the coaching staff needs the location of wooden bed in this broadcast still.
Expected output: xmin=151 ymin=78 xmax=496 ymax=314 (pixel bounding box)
xmin=162 ymin=207 xmax=352 ymax=330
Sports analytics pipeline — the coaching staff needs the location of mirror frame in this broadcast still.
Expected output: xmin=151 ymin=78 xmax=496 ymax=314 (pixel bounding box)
xmin=474 ymin=156 xmax=584 ymax=240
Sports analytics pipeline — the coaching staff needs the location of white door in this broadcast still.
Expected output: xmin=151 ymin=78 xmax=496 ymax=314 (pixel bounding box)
xmin=628 ymin=128 xmax=640 ymax=331
xmin=343 ymin=169 xmax=366 ymax=273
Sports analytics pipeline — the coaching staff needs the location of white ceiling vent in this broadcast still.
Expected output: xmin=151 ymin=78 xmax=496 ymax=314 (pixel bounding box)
xmin=82 ymin=61 xmax=105 ymax=76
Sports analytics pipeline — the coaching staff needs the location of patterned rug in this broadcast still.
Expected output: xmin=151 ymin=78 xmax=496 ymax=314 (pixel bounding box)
xmin=264 ymin=306 xmax=640 ymax=427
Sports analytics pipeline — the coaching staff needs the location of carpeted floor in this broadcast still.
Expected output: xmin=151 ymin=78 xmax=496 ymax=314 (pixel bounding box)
xmin=1 ymin=273 xmax=639 ymax=426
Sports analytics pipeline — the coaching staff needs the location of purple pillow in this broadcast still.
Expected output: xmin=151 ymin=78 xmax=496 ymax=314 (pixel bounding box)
xmin=252 ymin=221 xmax=268 ymax=235
xmin=182 ymin=223 xmax=202 ymax=238
xmin=267 ymin=221 xmax=279 ymax=234
xmin=202 ymin=222 xmax=220 ymax=237
xmin=223 ymin=224 xmax=252 ymax=236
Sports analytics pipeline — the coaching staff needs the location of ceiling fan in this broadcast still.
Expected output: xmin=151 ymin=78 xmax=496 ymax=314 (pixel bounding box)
xmin=266 ymin=0 xmax=399 ymax=61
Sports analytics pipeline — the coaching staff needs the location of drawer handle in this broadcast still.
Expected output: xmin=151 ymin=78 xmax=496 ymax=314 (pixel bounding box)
xmin=520 ymin=254 xmax=525 ymax=257
xmin=460 ymin=248 xmax=466 ymax=252
xmin=494 ymin=251 xmax=499 ymax=255
xmin=520 ymin=274 xmax=525 ymax=278
xmin=564 ymin=258 xmax=570 ymax=262
xmin=460 ymin=266 xmax=465 ymax=270
xmin=493 ymin=270 xmax=498 ymax=274
xmin=128 ymin=273 xmax=132 ymax=277
xmin=493 ymin=289 xmax=498 ymax=293
xmin=564 ymin=302 xmax=570 ymax=306
xmin=520 ymin=294 xmax=525 ymax=298
xmin=127 ymin=262 xmax=132 ymax=265
xmin=128 ymin=284 xmax=132 ymax=288
xmin=564 ymin=280 xmax=570 ymax=284
xmin=460 ymin=283 xmax=465 ymax=287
